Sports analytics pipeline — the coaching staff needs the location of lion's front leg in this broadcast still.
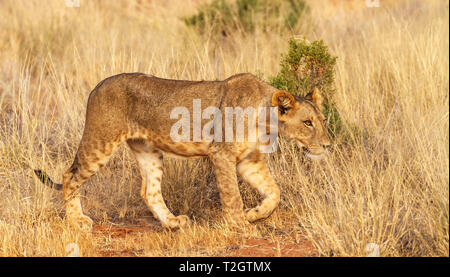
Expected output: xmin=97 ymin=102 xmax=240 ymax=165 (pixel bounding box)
xmin=237 ymin=152 xmax=280 ymax=222
xmin=209 ymin=151 xmax=248 ymax=226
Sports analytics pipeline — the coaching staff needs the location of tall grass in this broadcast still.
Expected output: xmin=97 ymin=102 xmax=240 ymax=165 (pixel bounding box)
xmin=0 ymin=0 xmax=448 ymax=256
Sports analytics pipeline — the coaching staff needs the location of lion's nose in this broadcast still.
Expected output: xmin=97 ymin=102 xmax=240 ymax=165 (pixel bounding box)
xmin=321 ymin=139 xmax=332 ymax=149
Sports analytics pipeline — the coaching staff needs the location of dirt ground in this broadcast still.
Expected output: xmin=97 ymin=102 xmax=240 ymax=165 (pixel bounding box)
xmin=92 ymin=220 xmax=317 ymax=257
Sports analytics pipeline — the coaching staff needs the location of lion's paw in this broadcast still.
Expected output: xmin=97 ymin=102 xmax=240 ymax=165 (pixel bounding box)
xmin=68 ymin=215 xmax=93 ymax=231
xmin=245 ymin=207 xmax=260 ymax=222
xmin=164 ymin=215 xmax=191 ymax=229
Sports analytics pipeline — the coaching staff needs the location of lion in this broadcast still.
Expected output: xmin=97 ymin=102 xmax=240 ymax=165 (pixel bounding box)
xmin=34 ymin=72 xmax=331 ymax=230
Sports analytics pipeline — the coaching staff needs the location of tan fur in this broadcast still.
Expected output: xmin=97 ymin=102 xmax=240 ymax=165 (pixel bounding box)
xmin=56 ymin=73 xmax=331 ymax=229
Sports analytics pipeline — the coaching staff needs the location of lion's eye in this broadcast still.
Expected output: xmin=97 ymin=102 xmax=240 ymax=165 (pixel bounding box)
xmin=304 ymin=120 xmax=312 ymax=127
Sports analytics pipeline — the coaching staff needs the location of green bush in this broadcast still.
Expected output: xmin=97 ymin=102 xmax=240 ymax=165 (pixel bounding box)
xmin=184 ymin=0 xmax=309 ymax=35
xmin=270 ymin=38 xmax=346 ymax=139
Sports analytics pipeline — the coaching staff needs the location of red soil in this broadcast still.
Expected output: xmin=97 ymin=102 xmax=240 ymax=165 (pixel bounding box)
xmin=92 ymin=223 xmax=317 ymax=257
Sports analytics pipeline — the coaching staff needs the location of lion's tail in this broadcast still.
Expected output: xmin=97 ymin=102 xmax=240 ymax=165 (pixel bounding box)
xmin=33 ymin=169 xmax=63 ymax=190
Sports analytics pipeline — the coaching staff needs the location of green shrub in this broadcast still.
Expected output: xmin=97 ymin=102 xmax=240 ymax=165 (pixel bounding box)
xmin=184 ymin=0 xmax=309 ymax=35
xmin=270 ymin=38 xmax=347 ymax=139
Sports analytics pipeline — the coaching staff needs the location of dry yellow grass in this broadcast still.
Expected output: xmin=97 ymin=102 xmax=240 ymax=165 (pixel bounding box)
xmin=0 ymin=0 xmax=448 ymax=256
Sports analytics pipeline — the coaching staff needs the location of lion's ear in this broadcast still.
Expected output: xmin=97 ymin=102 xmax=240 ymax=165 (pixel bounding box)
xmin=305 ymin=87 xmax=323 ymax=110
xmin=272 ymin=90 xmax=296 ymax=120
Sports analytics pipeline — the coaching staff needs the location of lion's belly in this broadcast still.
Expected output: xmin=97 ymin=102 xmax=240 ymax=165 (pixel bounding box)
xmin=153 ymin=141 xmax=210 ymax=158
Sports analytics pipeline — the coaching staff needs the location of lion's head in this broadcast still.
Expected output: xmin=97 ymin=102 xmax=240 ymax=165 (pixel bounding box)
xmin=272 ymin=88 xmax=331 ymax=160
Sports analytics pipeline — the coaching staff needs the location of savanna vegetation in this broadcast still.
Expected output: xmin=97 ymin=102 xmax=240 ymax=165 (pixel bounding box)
xmin=0 ymin=0 xmax=448 ymax=256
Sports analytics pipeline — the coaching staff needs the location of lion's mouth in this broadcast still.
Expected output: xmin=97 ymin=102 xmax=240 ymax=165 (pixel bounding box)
xmin=294 ymin=141 xmax=326 ymax=160
xmin=302 ymin=147 xmax=325 ymax=161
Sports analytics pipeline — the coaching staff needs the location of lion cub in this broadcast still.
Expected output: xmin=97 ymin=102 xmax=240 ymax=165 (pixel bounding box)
xmin=35 ymin=73 xmax=330 ymax=229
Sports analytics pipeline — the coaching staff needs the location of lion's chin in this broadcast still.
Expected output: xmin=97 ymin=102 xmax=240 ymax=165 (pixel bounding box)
xmin=296 ymin=142 xmax=326 ymax=161
xmin=305 ymin=152 xmax=325 ymax=161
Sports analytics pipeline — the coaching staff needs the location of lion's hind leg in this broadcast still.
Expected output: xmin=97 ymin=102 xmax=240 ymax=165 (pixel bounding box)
xmin=127 ymin=139 xmax=190 ymax=229
xmin=63 ymin=135 xmax=126 ymax=230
